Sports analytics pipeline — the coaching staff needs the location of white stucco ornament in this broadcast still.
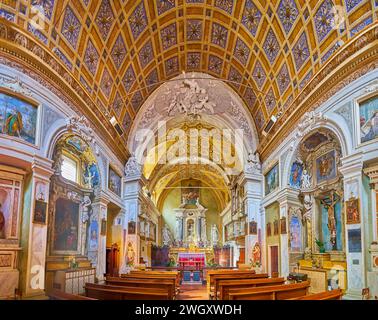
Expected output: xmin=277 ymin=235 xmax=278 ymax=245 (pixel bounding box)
xmin=124 ymin=155 xmax=142 ymax=177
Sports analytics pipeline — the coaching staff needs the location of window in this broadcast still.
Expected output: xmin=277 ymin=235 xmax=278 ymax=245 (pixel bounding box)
xmin=61 ymin=155 xmax=78 ymax=183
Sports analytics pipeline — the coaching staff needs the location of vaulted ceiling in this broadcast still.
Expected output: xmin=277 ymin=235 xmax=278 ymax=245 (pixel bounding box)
xmin=1 ymin=0 xmax=377 ymax=159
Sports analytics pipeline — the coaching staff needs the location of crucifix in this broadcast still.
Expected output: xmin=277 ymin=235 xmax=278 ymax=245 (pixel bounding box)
xmin=320 ymin=193 xmax=339 ymax=251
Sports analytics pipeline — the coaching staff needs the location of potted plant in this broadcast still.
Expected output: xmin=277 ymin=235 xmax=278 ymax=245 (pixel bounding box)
xmin=315 ymin=238 xmax=326 ymax=253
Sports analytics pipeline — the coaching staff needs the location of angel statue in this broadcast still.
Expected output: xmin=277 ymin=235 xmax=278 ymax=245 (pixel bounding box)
xmin=162 ymin=225 xmax=173 ymax=246
xmin=211 ymin=224 xmax=219 ymax=246
xmin=301 ymin=169 xmax=312 ymax=190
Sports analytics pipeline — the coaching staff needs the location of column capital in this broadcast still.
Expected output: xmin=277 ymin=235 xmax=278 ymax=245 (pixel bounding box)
xmin=276 ymin=188 xmax=301 ymax=206
xmin=364 ymin=164 xmax=378 ymax=190
xmin=31 ymin=154 xmax=54 ymax=180
xmin=92 ymin=191 xmax=110 ymax=206
xmin=339 ymin=153 xmax=363 ymax=179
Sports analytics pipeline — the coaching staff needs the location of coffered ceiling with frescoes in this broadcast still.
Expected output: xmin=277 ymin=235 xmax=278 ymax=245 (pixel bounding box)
xmin=0 ymin=0 xmax=377 ymax=159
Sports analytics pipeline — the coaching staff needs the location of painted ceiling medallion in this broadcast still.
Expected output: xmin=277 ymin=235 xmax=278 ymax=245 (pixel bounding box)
xmin=252 ymin=60 xmax=266 ymax=89
xmin=263 ymin=29 xmax=280 ymax=65
xmin=214 ymin=0 xmax=234 ymax=14
xmin=241 ymin=0 xmax=262 ymax=37
xmin=95 ymin=0 xmax=115 ymax=41
xmin=111 ymin=34 xmax=127 ymax=69
xmin=165 ymin=56 xmax=179 ymax=76
xmin=187 ymin=20 xmax=202 ymax=41
xmin=129 ymin=1 xmax=148 ymax=40
xmin=234 ymin=38 xmax=251 ymax=66
xmin=208 ymin=55 xmax=223 ymax=75
xmin=277 ymin=63 xmax=290 ymax=94
xmin=100 ymin=68 xmax=113 ymax=98
xmin=265 ymin=87 xmax=276 ymax=113
xmin=123 ymin=65 xmax=136 ymax=92
xmin=61 ymin=6 xmax=81 ymax=49
xmin=161 ymin=23 xmax=177 ymax=50
xmin=314 ymin=0 xmax=335 ymax=42
xmin=293 ymin=32 xmax=310 ymax=71
xmin=84 ymin=39 xmax=100 ymax=75
xmin=138 ymin=41 xmax=154 ymax=68
xmin=277 ymin=0 xmax=299 ymax=34
xmin=211 ymin=23 xmax=228 ymax=48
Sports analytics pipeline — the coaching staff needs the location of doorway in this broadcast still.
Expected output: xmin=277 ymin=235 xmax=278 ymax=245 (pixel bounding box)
xmin=269 ymin=245 xmax=279 ymax=276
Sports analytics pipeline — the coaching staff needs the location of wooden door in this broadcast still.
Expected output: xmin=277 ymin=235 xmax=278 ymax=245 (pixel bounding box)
xmin=270 ymin=245 xmax=279 ymax=275
xmin=239 ymin=248 xmax=245 ymax=264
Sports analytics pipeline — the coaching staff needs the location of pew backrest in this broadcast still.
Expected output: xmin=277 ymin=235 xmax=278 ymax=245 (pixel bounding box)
xmin=48 ymin=289 xmax=97 ymax=300
xmin=227 ymin=281 xmax=311 ymax=300
xmin=289 ymin=289 xmax=343 ymax=300
xmin=218 ymin=277 xmax=285 ymax=300
xmin=84 ymin=283 xmax=170 ymax=300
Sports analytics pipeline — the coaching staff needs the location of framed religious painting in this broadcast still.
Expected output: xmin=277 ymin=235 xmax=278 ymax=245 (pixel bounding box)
xmin=266 ymin=222 xmax=272 ymax=237
xmin=33 ymin=200 xmax=47 ymax=225
xmin=315 ymin=150 xmax=337 ymax=184
xmin=280 ymin=217 xmax=287 ymax=234
xmin=101 ymin=218 xmax=107 ymax=236
xmin=348 ymin=228 xmax=362 ymax=253
xmin=346 ymin=197 xmax=360 ymax=224
xmin=0 ymin=92 xmax=38 ymax=145
xmin=265 ymin=163 xmax=279 ymax=195
xmin=108 ymin=167 xmax=122 ymax=197
xmin=273 ymin=219 xmax=279 ymax=235
xmin=249 ymin=221 xmax=257 ymax=235
xmin=289 ymin=161 xmax=303 ymax=189
xmin=359 ymin=95 xmax=378 ymax=144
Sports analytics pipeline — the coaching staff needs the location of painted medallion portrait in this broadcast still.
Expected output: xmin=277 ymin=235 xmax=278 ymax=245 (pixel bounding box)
xmin=316 ymin=150 xmax=337 ymax=183
xmin=0 ymin=93 xmax=37 ymax=144
xmin=359 ymin=96 xmax=378 ymax=143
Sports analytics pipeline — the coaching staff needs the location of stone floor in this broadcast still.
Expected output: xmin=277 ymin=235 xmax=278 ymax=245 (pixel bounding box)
xmin=177 ymin=284 xmax=209 ymax=300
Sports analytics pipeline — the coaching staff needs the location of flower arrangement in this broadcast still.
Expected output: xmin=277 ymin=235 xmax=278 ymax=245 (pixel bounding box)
xmin=315 ymin=238 xmax=326 ymax=253
xmin=69 ymin=256 xmax=79 ymax=269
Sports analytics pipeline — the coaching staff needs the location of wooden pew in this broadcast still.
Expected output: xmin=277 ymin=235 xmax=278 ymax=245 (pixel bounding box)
xmin=84 ymin=283 xmax=170 ymax=300
xmin=209 ymin=272 xmax=268 ymax=299
xmin=217 ymin=277 xmax=286 ymax=300
xmin=227 ymin=281 xmax=311 ymax=300
xmin=289 ymin=289 xmax=343 ymax=300
xmin=121 ymin=272 xmax=180 ymax=292
xmin=48 ymin=289 xmax=97 ymax=300
xmin=106 ymin=276 xmax=176 ymax=300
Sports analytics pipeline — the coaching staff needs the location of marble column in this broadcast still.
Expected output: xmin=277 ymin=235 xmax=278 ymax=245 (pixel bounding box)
xmin=120 ymin=156 xmax=146 ymax=272
xmin=339 ymin=153 xmax=366 ymax=299
xmin=91 ymin=193 xmax=109 ymax=281
xmin=240 ymin=170 xmax=263 ymax=268
xmin=20 ymin=155 xmax=54 ymax=298
xmin=364 ymin=164 xmax=378 ymax=298
xmin=277 ymin=189 xmax=302 ymax=278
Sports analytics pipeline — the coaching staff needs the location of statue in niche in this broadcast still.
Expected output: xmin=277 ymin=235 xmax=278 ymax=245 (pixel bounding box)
xmin=126 ymin=242 xmax=135 ymax=266
xmin=301 ymin=169 xmax=312 ymax=190
xmin=301 ymin=194 xmax=313 ymax=250
xmin=162 ymin=224 xmax=173 ymax=246
xmin=211 ymin=224 xmax=219 ymax=246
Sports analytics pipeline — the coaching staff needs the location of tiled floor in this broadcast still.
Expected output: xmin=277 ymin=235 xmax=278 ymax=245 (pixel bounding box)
xmin=177 ymin=284 xmax=209 ymax=300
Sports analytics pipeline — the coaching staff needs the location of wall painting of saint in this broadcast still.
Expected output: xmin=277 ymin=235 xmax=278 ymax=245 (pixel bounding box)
xmin=359 ymin=96 xmax=378 ymax=143
xmin=316 ymin=150 xmax=337 ymax=184
xmin=53 ymin=198 xmax=79 ymax=252
xmin=0 ymin=93 xmax=38 ymax=144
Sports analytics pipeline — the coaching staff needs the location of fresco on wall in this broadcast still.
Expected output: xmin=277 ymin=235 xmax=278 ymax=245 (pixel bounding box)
xmin=289 ymin=215 xmax=302 ymax=252
xmin=265 ymin=164 xmax=279 ymax=195
xmin=108 ymin=167 xmax=121 ymax=196
xmin=53 ymin=198 xmax=80 ymax=252
xmin=360 ymin=96 xmax=378 ymax=143
xmin=316 ymin=150 xmax=336 ymax=184
xmin=289 ymin=161 xmax=303 ymax=189
xmin=0 ymin=187 xmax=12 ymax=239
xmin=321 ymin=198 xmax=342 ymax=252
xmin=0 ymin=93 xmax=37 ymax=144
xmin=181 ymin=180 xmax=200 ymax=205
xmin=303 ymin=132 xmax=328 ymax=150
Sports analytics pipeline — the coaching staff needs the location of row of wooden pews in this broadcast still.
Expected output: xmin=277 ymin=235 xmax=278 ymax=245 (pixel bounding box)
xmin=207 ymin=269 xmax=344 ymax=301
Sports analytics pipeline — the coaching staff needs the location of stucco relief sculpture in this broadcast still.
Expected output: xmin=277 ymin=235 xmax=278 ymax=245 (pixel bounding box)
xmin=167 ymin=78 xmax=216 ymax=119
xmin=124 ymin=155 xmax=142 ymax=177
